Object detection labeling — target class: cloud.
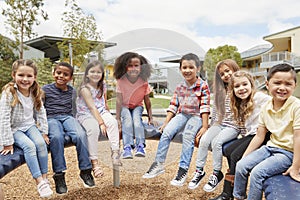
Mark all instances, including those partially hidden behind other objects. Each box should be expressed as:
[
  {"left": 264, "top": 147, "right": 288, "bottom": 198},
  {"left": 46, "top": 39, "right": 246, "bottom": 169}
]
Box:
[{"left": 0, "top": 0, "right": 300, "bottom": 54}]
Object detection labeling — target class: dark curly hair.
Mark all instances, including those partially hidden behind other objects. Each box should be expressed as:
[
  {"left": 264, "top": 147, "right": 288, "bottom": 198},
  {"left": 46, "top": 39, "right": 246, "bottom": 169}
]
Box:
[{"left": 113, "top": 52, "right": 152, "bottom": 81}]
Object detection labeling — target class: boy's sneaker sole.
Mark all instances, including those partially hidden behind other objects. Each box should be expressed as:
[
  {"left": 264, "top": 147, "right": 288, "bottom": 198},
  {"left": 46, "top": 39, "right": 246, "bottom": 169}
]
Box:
[
  {"left": 170, "top": 179, "right": 185, "bottom": 187},
  {"left": 135, "top": 152, "right": 145, "bottom": 157},
  {"left": 188, "top": 182, "right": 201, "bottom": 190},
  {"left": 122, "top": 155, "right": 133, "bottom": 159},
  {"left": 142, "top": 169, "right": 165, "bottom": 179},
  {"left": 203, "top": 182, "right": 221, "bottom": 192},
  {"left": 80, "top": 177, "right": 95, "bottom": 188}
]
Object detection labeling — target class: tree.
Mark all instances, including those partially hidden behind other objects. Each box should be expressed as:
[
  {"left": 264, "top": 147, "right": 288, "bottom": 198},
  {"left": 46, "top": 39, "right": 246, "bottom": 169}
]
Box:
[
  {"left": 58, "top": 0, "right": 103, "bottom": 70},
  {"left": 2, "top": 0, "right": 48, "bottom": 59},
  {"left": 34, "top": 58, "right": 54, "bottom": 86},
  {"left": 203, "top": 45, "right": 243, "bottom": 84},
  {"left": 0, "top": 35, "right": 18, "bottom": 89}
]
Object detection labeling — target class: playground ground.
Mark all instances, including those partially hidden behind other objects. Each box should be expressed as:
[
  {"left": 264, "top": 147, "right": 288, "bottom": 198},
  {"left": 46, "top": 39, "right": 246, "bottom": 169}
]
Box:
[{"left": 0, "top": 140, "right": 225, "bottom": 200}]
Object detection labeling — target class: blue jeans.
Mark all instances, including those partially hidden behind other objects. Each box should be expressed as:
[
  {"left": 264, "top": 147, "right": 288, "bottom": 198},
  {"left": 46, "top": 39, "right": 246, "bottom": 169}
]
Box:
[
  {"left": 196, "top": 125, "right": 238, "bottom": 171},
  {"left": 14, "top": 125, "right": 48, "bottom": 179},
  {"left": 47, "top": 115, "right": 91, "bottom": 173},
  {"left": 233, "top": 145, "right": 293, "bottom": 200},
  {"left": 121, "top": 106, "right": 144, "bottom": 148},
  {"left": 155, "top": 113, "right": 202, "bottom": 170}
]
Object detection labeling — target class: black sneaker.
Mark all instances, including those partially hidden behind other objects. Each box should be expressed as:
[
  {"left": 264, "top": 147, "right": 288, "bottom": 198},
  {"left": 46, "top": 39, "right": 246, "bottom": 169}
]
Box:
[
  {"left": 203, "top": 171, "right": 224, "bottom": 192},
  {"left": 53, "top": 172, "right": 68, "bottom": 194},
  {"left": 188, "top": 170, "right": 206, "bottom": 189},
  {"left": 80, "top": 169, "right": 95, "bottom": 188},
  {"left": 170, "top": 167, "right": 188, "bottom": 186},
  {"left": 209, "top": 192, "right": 233, "bottom": 200}
]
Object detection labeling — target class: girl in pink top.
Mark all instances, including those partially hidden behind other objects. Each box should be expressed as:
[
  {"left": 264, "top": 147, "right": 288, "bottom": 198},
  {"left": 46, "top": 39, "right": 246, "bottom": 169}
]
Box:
[{"left": 113, "top": 52, "right": 154, "bottom": 159}]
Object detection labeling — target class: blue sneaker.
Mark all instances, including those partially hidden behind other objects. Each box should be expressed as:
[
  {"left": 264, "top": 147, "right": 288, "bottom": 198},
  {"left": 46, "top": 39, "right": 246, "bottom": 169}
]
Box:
[
  {"left": 135, "top": 144, "right": 146, "bottom": 157},
  {"left": 122, "top": 145, "right": 133, "bottom": 159}
]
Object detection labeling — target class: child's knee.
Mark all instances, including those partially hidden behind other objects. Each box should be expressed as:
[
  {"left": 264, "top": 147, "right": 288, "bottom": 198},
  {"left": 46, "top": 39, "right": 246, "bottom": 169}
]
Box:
[{"left": 235, "top": 160, "right": 247, "bottom": 174}]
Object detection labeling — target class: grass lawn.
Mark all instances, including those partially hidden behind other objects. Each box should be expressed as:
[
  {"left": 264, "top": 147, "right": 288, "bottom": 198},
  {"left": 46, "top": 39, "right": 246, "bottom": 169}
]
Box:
[{"left": 107, "top": 96, "right": 170, "bottom": 110}]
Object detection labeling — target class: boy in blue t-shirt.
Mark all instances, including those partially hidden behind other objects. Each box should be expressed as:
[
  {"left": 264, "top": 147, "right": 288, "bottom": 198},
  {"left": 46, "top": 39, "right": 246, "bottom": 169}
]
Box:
[{"left": 43, "top": 62, "right": 94, "bottom": 194}]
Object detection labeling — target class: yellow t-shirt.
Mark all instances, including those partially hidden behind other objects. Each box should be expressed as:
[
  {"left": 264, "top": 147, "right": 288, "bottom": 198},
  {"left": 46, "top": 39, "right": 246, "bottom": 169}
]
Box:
[{"left": 259, "top": 96, "right": 300, "bottom": 152}]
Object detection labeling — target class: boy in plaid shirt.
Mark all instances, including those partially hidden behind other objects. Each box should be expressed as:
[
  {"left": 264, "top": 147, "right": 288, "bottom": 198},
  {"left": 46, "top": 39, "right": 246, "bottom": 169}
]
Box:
[{"left": 142, "top": 53, "right": 210, "bottom": 186}]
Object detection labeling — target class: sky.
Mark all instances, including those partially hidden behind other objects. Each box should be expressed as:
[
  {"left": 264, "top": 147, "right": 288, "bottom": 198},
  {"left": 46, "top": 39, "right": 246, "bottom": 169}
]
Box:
[{"left": 1, "top": 0, "right": 300, "bottom": 53}]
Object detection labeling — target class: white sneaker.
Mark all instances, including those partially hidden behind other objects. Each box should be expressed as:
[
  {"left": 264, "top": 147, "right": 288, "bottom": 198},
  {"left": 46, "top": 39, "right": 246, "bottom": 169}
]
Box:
[
  {"left": 188, "top": 170, "right": 206, "bottom": 189},
  {"left": 142, "top": 162, "right": 165, "bottom": 179},
  {"left": 37, "top": 179, "right": 53, "bottom": 198},
  {"left": 203, "top": 172, "right": 224, "bottom": 192},
  {"left": 170, "top": 167, "right": 188, "bottom": 187}
]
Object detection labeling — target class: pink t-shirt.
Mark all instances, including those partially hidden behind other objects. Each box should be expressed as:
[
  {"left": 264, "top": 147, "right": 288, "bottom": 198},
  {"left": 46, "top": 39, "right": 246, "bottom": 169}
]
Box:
[{"left": 116, "top": 76, "right": 151, "bottom": 109}]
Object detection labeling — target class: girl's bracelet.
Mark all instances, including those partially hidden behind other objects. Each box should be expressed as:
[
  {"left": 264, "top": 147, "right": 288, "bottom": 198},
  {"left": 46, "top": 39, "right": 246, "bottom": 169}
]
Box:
[{"left": 100, "top": 122, "right": 104, "bottom": 126}]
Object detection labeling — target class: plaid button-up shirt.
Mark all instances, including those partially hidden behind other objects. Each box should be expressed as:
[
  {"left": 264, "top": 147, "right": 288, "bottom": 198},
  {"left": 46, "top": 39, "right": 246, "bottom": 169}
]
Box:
[
  {"left": 0, "top": 88, "right": 48, "bottom": 146},
  {"left": 167, "top": 77, "right": 210, "bottom": 117}
]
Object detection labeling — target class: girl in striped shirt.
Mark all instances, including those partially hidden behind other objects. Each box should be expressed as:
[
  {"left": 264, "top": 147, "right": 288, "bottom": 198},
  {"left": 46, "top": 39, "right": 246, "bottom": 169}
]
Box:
[{"left": 188, "top": 59, "right": 240, "bottom": 192}]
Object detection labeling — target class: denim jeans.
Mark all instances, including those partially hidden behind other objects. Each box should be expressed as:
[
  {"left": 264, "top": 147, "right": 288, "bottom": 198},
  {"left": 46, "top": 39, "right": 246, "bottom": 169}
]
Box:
[
  {"left": 196, "top": 125, "right": 238, "bottom": 171},
  {"left": 233, "top": 145, "right": 293, "bottom": 200},
  {"left": 47, "top": 115, "right": 91, "bottom": 173},
  {"left": 155, "top": 113, "right": 202, "bottom": 170},
  {"left": 14, "top": 125, "right": 48, "bottom": 179},
  {"left": 121, "top": 106, "right": 144, "bottom": 148}
]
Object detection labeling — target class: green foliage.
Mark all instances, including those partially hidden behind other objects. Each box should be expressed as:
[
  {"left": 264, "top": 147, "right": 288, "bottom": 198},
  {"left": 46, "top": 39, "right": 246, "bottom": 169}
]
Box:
[
  {"left": 0, "top": 35, "right": 18, "bottom": 89},
  {"left": 33, "top": 58, "right": 54, "bottom": 86},
  {"left": 2, "top": 0, "right": 48, "bottom": 58},
  {"left": 57, "top": 0, "right": 104, "bottom": 70},
  {"left": 107, "top": 97, "right": 170, "bottom": 110},
  {"left": 203, "top": 45, "right": 243, "bottom": 84}
]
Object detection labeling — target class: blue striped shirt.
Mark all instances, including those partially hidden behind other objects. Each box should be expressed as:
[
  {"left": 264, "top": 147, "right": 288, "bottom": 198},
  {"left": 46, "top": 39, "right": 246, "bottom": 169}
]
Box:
[{"left": 42, "top": 83, "right": 77, "bottom": 118}]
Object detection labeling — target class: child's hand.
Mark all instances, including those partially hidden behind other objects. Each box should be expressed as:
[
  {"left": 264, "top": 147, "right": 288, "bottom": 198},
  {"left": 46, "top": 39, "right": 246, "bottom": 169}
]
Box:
[
  {"left": 283, "top": 165, "right": 300, "bottom": 182},
  {"left": 100, "top": 124, "right": 107, "bottom": 137},
  {"left": 159, "top": 122, "right": 167, "bottom": 133},
  {"left": 196, "top": 127, "right": 208, "bottom": 138},
  {"left": 42, "top": 134, "right": 50, "bottom": 145},
  {"left": 0, "top": 145, "right": 14, "bottom": 155},
  {"left": 117, "top": 119, "right": 122, "bottom": 132},
  {"left": 148, "top": 118, "right": 159, "bottom": 127}
]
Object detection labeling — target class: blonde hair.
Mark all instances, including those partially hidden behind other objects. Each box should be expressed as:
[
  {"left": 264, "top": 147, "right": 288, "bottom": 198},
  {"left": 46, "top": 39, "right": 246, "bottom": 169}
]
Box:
[
  {"left": 229, "top": 71, "right": 255, "bottom": 126},
  {"left": 2, "top": 59, "right": 43, "bottom": 111},
  {"left": 213, "top": 59, "right": 240, "bottom": 122}
]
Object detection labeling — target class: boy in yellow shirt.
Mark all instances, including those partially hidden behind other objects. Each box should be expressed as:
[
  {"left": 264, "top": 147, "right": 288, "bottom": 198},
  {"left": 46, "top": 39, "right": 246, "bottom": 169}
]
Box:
[{"left": 233, "top": 63, "right": 300, "bottom": 200}]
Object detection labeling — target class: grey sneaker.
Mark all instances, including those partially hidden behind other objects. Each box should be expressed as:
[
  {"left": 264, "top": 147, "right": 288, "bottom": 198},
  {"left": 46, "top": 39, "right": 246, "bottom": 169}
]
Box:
[
  {"left": 170, "top": 167, "right": 188, "bottom": 186},
  {"left": 188, "top": 170, "right": 206, "bottom": 189},
  {"left": 142, "top": 162, "right": 165, "bottom": 179}
]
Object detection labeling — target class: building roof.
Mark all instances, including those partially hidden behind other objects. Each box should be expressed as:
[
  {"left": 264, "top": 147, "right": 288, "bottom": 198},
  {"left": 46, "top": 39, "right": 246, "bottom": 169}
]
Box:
[
  {"left": 24, "top": 35, "right": 116, "bottom": 62},
  {"left": 240, "top": 44, "right": 273, "bottom": 60},
  {"left": 263, "top": 26, "right": 300, "bottom": 39},
  {"left": 104, "top": 28, "right": 206, "bottom": 63}
]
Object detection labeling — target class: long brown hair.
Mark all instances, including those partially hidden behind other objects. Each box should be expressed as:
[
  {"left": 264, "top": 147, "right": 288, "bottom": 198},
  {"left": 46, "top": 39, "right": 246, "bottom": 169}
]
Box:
[
  {"left": 229, "top": 71, "right": 255, "bottom": 126},
  {"left": 80, "top": 60, "right": 105, "bottom": 98},
  {"left": 213, "top": 59, "right": 240, "bottom": 122},
  {"left": 2, "top": 59, "right": 43, "bottom": 110}
]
